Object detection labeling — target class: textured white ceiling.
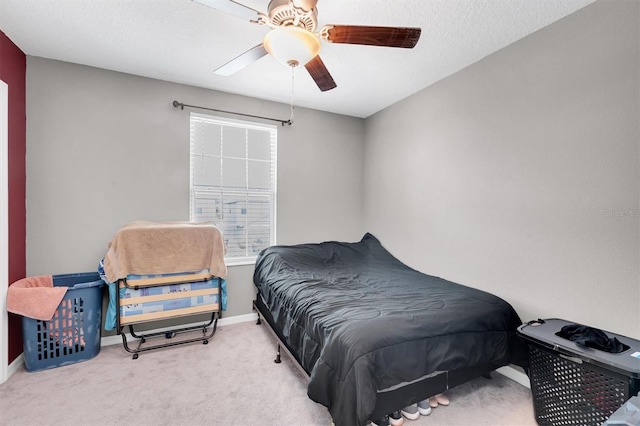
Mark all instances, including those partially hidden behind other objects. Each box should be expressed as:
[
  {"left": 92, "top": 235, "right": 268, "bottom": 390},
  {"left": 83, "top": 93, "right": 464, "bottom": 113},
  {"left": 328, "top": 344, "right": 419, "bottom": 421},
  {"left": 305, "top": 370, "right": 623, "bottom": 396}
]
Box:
[{"left": 0, "top": 0, "right": 596, "bottom": 118}]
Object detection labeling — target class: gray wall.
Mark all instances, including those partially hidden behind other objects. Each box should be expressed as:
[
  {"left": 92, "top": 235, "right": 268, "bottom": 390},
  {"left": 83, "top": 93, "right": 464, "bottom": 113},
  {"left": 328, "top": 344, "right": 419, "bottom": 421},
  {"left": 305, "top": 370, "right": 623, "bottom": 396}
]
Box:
[
  {"left": 24, "top": 0, "right": 640, "bottom": 341},
  {"left": 26, "top": 58, "right": 365, "bottom": 322},
  {"left": 364, "top": 0, "right": 639, "bottom": 338}
]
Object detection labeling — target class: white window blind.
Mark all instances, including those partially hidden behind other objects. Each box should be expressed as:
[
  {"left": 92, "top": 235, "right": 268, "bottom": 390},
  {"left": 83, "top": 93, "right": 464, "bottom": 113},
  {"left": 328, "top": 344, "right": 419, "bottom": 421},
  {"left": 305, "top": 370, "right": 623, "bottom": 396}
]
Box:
[{"left": 190, "top": 113, "right": 277, "bottom": 264}]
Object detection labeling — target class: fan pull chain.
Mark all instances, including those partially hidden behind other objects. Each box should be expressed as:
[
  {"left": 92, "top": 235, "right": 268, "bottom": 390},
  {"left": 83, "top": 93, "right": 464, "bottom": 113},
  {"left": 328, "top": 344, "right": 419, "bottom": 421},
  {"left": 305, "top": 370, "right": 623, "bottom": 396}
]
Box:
[{"left": 289, "top": 65, "right": 295, "bottom": 125}]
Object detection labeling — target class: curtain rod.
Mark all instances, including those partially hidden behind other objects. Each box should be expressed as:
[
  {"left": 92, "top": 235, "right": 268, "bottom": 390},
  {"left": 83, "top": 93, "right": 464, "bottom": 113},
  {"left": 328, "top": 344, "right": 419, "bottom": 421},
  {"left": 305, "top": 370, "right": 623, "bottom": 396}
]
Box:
[{"left": 172, "top": 100, "right": 292, "bottom": 126}]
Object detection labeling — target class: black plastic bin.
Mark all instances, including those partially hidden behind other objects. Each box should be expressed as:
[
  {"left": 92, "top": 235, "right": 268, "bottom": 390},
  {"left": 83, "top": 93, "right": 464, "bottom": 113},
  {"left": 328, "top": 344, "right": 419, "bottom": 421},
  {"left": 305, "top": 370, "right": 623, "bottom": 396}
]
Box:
[
  {"left": 22, "top": 272, "right": 104, "bottom": 372},
  {"left": 517, "top": 318, "right": 640, "bottom": 426}
]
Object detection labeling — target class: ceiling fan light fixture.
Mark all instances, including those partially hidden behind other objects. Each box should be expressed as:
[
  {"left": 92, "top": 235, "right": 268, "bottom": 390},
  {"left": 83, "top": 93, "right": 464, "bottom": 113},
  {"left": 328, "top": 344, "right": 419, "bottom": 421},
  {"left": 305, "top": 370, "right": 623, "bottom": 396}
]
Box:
[{"left": 263, "top": 26, "right": 321, "bottom": 68}]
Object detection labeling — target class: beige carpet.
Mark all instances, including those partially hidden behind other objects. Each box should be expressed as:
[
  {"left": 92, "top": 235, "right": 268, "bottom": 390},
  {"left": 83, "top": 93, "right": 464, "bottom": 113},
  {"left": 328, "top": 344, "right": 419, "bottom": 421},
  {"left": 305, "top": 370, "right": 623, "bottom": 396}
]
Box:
[{"left": 0, "top": 321, "right": 537, "bottom": 426}]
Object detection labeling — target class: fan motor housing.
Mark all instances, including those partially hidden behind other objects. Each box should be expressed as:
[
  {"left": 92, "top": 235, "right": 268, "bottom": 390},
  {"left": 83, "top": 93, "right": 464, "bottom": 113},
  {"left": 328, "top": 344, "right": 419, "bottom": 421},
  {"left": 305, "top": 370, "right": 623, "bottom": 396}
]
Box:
[{"left": 267, "top": 0, "right": 318, "bottom": 31}]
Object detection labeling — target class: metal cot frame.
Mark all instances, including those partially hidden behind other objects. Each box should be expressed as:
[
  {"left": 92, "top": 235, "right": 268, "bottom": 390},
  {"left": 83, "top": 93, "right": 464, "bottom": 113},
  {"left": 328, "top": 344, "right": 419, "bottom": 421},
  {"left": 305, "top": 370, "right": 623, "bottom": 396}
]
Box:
[{"left": 116, "top": 274, "right": 222, "bottom": 359}]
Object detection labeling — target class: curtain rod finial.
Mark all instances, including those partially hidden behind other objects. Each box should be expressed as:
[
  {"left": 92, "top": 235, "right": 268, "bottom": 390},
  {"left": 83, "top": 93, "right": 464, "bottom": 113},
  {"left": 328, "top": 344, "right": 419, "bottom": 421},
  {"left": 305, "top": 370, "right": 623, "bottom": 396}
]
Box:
[{"left": 172, "top": 100, "right": 183, "bottom": 110}]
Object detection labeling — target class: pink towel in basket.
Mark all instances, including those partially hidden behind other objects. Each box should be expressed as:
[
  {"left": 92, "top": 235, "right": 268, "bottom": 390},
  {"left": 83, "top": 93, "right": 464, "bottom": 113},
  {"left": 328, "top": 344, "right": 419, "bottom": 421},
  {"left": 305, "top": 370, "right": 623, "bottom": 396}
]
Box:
[{"left": 6, "top": 275, "right": 68, "bottom": 321}]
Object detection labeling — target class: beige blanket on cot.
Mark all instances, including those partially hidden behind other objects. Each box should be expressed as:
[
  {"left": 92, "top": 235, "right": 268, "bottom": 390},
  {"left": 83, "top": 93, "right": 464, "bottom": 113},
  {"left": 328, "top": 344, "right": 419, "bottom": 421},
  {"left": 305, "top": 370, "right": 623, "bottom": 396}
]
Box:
[{"left": 103, "top": 221, "right": 227, "bottom": 283}]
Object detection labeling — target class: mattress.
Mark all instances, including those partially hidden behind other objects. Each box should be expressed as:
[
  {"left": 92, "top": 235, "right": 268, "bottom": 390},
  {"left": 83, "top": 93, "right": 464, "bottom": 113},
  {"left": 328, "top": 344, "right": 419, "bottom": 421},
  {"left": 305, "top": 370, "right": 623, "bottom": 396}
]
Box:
[
  {"left": 253, "top": 233, "right": 528, "bottom": 426},
  {"left": 99, "top": 260, "right": 227, "bottom": 331},
  {"left": 118, "top": 274, "right": 221, "bottom": 322}
]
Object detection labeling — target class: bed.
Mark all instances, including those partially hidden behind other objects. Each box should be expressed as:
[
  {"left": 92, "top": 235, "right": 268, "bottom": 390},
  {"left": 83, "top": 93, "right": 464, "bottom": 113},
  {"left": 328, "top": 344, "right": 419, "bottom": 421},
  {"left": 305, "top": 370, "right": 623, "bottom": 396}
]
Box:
[{"left": 252, "top": 233, "right": 528, "bottom": 426}]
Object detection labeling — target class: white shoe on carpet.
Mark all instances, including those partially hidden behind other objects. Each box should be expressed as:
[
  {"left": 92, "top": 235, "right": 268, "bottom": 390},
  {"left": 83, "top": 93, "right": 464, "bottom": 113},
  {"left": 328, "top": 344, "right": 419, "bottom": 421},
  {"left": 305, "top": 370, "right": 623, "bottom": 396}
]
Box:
[
  {"left": 401, "top": 404, "right": 420, "bottom": 420},
  {"left": 417, "top": 399, "right": 432, "bottom": 416}
]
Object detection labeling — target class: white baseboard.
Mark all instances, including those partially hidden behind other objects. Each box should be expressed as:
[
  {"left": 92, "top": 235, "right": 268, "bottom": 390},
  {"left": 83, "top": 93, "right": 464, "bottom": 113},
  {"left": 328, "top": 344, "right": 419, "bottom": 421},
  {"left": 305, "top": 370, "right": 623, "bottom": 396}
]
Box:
[
  {"left": 100, "top": 312, "right": 259, "bottom": 347},
  {"left": 7, "top": 353, "right": 24, "bottom": 378},
  {"left": 218, "top": 312, "right": 259, "bottom": 326},
  {"left": 495, "top": 365, "right": 530, "bottom": 389}
]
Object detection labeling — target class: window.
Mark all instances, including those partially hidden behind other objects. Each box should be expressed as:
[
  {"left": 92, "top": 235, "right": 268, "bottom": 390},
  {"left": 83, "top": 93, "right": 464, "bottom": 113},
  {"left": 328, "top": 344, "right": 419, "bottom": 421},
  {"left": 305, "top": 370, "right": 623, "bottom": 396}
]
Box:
[{"left": 190, "top": 113, "right": 277, "bottom": 265}]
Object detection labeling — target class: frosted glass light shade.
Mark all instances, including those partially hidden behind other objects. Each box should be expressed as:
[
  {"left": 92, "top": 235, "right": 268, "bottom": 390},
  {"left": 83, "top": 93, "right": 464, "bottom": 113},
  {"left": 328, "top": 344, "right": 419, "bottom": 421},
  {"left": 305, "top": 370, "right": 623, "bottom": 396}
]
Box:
[{"left": 263, "top": 26, "right": 321, "bottom": 68}]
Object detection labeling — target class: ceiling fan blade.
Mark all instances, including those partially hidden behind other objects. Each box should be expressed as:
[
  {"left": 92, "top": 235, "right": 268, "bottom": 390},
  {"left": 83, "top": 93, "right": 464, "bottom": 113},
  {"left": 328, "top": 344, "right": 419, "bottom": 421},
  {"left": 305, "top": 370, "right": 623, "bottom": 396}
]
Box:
[
  {"left": 322, "top": 25, "right": 421, "bottom": 48},
  {"left": 304, "top": 56, "right": 337, "bottom": 92},
  {"left": 191, "top": 0, "right": 261, "bottom": 22},
  {"left": 214, "top": 44, "right": 268, "bottom": 76}
]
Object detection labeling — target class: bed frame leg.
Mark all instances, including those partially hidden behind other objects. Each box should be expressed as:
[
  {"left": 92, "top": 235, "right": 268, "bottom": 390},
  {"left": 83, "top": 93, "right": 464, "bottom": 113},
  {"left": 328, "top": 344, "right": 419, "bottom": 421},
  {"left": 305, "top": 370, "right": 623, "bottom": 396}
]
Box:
[
  {"left": 274, "top": 344, "right": 282, "bottom": 364},
  {"left": 252, "top": 300, "right": 262, "bottom": 325}
]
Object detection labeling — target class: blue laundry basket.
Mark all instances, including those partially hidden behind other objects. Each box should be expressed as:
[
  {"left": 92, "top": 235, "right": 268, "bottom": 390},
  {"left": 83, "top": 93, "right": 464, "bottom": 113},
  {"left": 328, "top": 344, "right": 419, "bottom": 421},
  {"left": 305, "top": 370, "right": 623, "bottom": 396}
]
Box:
[{"left": 21, "top": 272, "right": 104, "bottom": 372}]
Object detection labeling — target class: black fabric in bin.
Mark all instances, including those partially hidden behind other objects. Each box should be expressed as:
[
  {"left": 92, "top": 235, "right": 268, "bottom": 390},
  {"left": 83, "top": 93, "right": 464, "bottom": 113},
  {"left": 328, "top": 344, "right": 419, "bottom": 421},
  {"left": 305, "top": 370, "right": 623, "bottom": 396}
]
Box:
[
  {"left": 518, "top": 318, "right": 640, "bottom": 426},
  {"left": 556, "top": 324, "right": 628, "bottom": 353}
]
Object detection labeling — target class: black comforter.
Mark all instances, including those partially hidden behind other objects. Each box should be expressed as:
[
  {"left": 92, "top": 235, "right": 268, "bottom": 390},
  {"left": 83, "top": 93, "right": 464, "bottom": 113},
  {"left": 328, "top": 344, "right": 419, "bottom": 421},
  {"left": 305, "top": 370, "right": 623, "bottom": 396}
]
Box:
[{"left": 253, "top": 233, "right": 527, "bottom": 426}]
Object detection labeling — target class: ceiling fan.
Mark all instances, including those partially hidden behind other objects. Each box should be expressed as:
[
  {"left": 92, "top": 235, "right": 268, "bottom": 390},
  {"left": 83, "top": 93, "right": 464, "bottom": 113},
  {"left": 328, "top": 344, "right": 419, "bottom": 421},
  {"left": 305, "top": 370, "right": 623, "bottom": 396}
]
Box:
[{"left": 192, "top": 0, "right": 422, "bottom": 92}]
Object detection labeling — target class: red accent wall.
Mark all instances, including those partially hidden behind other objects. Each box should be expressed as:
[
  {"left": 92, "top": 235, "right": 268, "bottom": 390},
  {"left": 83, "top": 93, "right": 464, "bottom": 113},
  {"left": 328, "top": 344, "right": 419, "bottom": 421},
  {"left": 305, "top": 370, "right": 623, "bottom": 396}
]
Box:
[{"left": 0, "top": 30, "right": 27, "bottom": 364}]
